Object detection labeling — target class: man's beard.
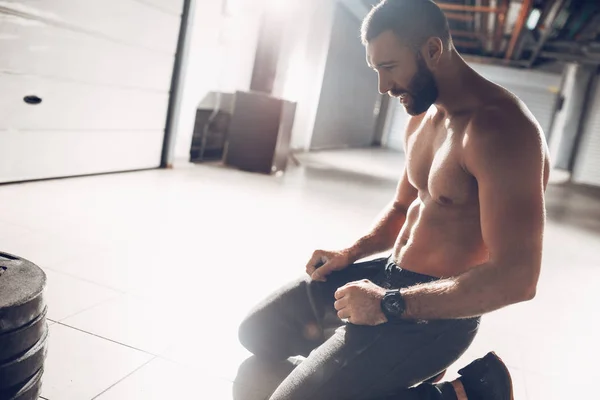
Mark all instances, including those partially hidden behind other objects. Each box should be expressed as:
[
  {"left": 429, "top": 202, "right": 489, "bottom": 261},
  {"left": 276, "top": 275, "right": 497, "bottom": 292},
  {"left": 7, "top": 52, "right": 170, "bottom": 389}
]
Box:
[{"left": 391, "top": 54, "right": 439, "bottom": 116}]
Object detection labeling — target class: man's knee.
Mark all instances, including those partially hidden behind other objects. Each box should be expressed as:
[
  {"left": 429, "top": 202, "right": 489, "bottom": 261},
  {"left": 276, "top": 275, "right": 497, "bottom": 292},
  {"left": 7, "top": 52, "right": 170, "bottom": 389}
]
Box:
[
  {"left": 238, "top": 313, "right": 263, "bottom": 355},
  {"left": 238, "top": 311, "right": 288, "bottom": 361}
]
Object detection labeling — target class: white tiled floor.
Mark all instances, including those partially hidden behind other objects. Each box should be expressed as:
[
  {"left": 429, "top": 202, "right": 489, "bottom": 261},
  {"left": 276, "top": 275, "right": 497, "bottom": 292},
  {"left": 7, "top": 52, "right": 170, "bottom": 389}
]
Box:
[
  {"left": 1, "top": 148, "right": 599, "bottom": 399},
  {"left": 42, "top": 324, "right": 152, "bottom": 400},
  {"left": 95, "top": 358, "right": 241, "bottom": 400}
]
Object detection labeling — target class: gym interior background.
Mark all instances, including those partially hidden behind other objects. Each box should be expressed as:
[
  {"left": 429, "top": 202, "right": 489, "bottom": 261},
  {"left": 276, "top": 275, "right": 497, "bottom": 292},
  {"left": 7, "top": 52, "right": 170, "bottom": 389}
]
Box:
[{"left": 0, "top": 0, "right": 599, "bottom": 398}]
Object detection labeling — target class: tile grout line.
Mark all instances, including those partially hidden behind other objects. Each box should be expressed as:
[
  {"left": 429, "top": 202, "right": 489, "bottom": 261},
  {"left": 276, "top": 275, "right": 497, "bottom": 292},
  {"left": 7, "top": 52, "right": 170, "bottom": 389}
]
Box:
[
  {"left": 90, "top": 355, "right": 158, "bottom": 400},
  {"left": 51, "top": 321, "right": 158, "bottom": 358},
  {"left": 42, "top": 266, "right": 128, "bottom": 294},
  {"left": 54, "top": 294, "right": 124, "bottom": 325}
]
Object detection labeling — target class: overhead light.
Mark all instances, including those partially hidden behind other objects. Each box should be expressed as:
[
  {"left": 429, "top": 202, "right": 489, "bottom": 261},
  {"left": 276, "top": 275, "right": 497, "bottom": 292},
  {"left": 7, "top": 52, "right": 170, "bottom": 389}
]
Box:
[
  {"left": 527, "top": 9, "right": 542, "bottom": 30},
  {"left": 226, "top": 0, "right": 294, "bottom": 16}
]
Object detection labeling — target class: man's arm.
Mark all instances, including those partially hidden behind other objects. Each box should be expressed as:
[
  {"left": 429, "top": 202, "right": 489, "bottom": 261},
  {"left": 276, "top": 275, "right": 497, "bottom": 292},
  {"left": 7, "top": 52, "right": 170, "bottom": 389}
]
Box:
[
  {"left": 310, "top": 167, "right": 417, "bottom": 281},
  {"left": 345, "top": 167, "right": 417, "bottom": 262},
  {"left": 308, "top": 116, "right": 422, "bottom": 281},
  {"left": 400, "top": 107, "right": 547, "bottom": 320},
  {"left": 344, "top": 115, "right": 424, "bottom": 263}
]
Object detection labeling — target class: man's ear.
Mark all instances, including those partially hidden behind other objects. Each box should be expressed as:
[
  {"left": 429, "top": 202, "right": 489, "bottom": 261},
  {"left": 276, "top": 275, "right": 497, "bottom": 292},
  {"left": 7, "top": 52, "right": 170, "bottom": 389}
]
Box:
[{"left": 421, "top": 37, "right": 443, "bottom": 69}]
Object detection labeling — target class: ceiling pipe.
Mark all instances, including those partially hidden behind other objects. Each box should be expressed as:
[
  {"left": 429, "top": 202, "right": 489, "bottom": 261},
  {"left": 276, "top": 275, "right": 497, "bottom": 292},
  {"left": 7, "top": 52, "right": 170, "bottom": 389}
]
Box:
[
  {"left": 437, "top": 3, "right": 498, "bottom": 13},
  {"left": 527, "top": 0, "right": 568, "bottom": 68},
  {"left": 505, "top": 0, "right": 534, "bottom": 60},
  {"left": 454, "top": 40, "right": 482, "bottom": 48},
  {"left": 548, "top": 40, "right": 600, "bottom": 50},
  {"left": 451, "top": 30, "right": 482, "bottom": 38},
  {"left": 445, "top": 12, "right": 476, "bottom": 22}
]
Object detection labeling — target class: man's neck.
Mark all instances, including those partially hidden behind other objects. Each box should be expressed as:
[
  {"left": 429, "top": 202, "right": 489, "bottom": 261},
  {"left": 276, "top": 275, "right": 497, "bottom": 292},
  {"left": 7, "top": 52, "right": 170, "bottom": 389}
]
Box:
[{"left": 433, "top": 51, "right": 482, "bottom": 116}]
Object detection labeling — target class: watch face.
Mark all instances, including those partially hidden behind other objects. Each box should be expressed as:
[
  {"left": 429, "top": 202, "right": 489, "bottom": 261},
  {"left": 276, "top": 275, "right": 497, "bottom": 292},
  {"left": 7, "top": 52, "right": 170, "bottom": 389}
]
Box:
[{"left": 383, "top": 293, "right": 404, "bottom": 316}]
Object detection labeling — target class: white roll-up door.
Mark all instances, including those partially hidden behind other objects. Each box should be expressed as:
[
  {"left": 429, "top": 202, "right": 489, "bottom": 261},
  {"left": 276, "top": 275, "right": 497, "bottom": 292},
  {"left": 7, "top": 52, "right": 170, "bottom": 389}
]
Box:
[
  {"left": 0, "top": 0, "right": 183, "bottom": 183},
  {"left": 573, "top": 77, "right": 600, "bottom": 187},
  {"left": 471, "top": 64, "right": 562, "bottom": 137},
  {"left": 382, "top": 63, "right": 561, "bottom": 152}
]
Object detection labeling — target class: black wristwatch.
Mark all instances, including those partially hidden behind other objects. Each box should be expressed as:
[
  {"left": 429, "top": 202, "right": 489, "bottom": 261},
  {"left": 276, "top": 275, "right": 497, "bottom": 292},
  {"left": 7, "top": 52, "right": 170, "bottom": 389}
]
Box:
[{"left": 381, "top": 289, "right": 406, "bottom": 321}]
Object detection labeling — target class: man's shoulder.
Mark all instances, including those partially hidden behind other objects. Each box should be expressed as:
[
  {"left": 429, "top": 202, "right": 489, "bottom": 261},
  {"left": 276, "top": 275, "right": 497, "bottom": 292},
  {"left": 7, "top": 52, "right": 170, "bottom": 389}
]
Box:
[
  {"left": 465, "top": 96, "right": 543, "bottom": 151},
  {"left": 461, "top": 95, "right": 547, "bottom": 177}
]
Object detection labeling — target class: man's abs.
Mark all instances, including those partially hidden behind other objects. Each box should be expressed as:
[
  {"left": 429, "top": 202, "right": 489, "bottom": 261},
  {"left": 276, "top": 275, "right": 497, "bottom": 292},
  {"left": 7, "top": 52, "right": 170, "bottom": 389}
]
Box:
[{"left": 392, "top": 195, "right": 489, "bottom": 278}]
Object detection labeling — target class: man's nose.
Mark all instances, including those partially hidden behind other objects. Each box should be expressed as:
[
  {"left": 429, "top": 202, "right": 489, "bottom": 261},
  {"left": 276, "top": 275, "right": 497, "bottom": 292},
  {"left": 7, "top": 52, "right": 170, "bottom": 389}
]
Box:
[{"left": 378, "top": 73, "right": 393, "bottom": 95}]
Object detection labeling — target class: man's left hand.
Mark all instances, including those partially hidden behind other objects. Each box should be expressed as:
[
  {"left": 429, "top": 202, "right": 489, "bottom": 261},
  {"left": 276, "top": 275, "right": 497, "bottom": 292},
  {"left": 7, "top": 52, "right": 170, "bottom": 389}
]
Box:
[{"left": 334, "top": 279, "right": 388, "bottom": 326}]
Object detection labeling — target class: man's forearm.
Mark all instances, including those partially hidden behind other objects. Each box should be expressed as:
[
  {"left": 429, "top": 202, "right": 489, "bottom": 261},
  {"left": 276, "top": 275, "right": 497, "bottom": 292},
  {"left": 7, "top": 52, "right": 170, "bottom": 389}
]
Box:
[
  {"left": 346, "top": 203, "right": 407, "bottom": 262},
  {"left": 401, "top": 260, "right": 538, "bottom": 320}
]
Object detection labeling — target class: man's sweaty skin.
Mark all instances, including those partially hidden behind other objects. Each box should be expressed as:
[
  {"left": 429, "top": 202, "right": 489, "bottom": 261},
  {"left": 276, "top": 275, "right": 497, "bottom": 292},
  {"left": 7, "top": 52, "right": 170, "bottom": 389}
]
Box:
[{"left": 308, "top": 31, "right": 550, "bottom": 324}]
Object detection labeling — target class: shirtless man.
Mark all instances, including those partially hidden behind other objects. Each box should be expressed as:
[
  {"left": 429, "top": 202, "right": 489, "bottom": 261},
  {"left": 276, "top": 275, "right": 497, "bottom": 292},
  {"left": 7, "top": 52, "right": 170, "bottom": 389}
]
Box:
[{"left": 238, "top": 1, "right": 549, "bottom": 399}]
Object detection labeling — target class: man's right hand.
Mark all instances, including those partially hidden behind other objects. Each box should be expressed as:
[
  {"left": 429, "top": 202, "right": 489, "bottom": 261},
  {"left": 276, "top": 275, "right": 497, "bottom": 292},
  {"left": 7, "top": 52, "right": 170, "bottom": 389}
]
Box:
[{"left": 306, "top": 249, "right": 354, "bottom": 282}]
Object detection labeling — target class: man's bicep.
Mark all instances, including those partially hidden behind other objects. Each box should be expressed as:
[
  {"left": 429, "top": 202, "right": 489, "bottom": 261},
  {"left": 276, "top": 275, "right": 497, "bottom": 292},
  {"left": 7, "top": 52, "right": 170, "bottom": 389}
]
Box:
[
  {"left": 392, "top": 167, "right": 418, "bottom": 212},
  {"left": 467, "top": 118, "right": 546, "bottom": 267},
  {"left": 477, "top": 171, "right": 545, "bottom": 263}
]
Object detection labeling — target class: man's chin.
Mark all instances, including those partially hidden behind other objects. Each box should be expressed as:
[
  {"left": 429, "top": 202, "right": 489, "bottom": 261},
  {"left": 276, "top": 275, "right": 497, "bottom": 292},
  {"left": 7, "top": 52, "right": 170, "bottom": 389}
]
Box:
[
  {"left": 404, "top": 106, "right": 419, "bottom": 116},
  {"left": 404, "top": 102, "right": 433, "bottom": 116},
  {"left": 404, "top": 105, "right": 424, "bottom": 116}
]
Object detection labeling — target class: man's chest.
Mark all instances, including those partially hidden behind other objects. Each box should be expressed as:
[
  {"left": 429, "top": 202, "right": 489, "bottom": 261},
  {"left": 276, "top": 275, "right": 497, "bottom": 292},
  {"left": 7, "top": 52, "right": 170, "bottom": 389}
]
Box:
[{"left": 405, "top": 119, "right": 477, "bottom": 205}]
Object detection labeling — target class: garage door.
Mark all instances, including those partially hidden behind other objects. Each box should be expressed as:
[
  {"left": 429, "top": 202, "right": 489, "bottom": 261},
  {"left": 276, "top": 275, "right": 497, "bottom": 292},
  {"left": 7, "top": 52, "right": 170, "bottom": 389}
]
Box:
[
  {"left": 573, "top": 77, "right": 600, "bottom": 187},
  {"left": 382, "top": 63, "right": 562, "bottom": 152},
  {"left": 0, "top": 0, "right": 183, "bottom": 183}
]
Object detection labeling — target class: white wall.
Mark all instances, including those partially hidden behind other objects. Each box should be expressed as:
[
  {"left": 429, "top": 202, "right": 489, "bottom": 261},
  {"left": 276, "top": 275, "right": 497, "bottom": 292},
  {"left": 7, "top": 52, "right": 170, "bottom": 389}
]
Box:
[
  {"left": 281, "top": 0, "right": 337, "bottom": 150},
  {"left": 174, "top": 0, "right": 340, "bottom": 157},
  {"left": 173, "top": 0, "right": 262, "bottom": 160}
]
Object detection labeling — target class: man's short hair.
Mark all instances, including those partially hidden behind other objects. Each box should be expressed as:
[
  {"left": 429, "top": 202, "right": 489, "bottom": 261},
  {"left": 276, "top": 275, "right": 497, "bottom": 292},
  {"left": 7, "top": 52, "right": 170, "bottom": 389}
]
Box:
[{"left": 361, "top": 0, "right": 451, "bottom": 49}]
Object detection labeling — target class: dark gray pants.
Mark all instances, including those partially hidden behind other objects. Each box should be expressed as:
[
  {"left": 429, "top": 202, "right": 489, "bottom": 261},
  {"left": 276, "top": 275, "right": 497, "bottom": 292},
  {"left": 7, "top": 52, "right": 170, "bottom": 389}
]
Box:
[{"left": 238, "top": 257, "right": 480, "bottom": 400}]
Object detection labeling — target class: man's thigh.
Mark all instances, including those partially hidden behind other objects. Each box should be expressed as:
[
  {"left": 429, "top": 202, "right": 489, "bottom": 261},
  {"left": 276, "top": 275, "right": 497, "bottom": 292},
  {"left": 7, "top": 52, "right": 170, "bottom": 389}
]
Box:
[
  {"left": 268, "top": 319, "right": 479, "bottom": 400},
  {"left": 239, "top": 258, "right": 388, "bottom": 359}
]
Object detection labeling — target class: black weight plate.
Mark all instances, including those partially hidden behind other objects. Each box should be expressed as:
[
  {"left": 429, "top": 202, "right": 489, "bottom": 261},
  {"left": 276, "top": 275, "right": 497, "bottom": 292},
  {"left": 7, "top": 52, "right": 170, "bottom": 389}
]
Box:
[
  {"left": 0, "top": 368, "right": 43, "bottom": 400},
  {"left": 0, "top": 326, "right": 48, "bottom": 390},
  {"left": 0, "top": 252, "right": 46, "bottom": 334},
  {"left": 0, "top": 308, "right": 47, "bottom": 363}
]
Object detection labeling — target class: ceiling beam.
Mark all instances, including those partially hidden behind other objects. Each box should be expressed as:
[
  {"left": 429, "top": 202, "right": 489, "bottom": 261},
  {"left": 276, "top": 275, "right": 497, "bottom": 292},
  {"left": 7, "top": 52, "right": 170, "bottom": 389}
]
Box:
[
  {"left": 464, "top": 54, "right": 529, "bottom": 67},
  {"left": 540, "top": 51, "right": 600, "bottom": 65},
  {"left": 437, "top": 3, "right": 498, "bottom": 13},
  {"left": 453, "top": 40, "right": 481, "bottom": 49},
  {"left": 493, "top": 0, "right": 509, "bottom": 55},
  {"left": 505, "top": 0, "right": 534, "bottom": 60},
  {"left": 480, "top": 0, "right": 491, "bottom": 51},
  {"left": 451, "top": 30, "right": 480, "bottom": 38},
  {"left": 445, "top": 12, "right": 475, "bottom": 22},
  {"left": 527, "top": 0, "right": 568, "bottom": 68}
]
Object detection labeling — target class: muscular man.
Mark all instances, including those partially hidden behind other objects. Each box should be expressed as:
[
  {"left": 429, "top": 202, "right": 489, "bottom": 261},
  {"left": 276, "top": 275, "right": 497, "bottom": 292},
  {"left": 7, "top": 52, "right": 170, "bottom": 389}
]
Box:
[{"left": 239, "top": 1, "right": 549, "bottom": 399}]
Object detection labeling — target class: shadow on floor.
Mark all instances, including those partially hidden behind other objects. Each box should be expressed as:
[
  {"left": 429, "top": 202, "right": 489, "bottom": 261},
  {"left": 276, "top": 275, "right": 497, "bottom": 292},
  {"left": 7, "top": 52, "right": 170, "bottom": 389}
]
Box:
[
  {"left": 545, "top": 182, "right": 600, "bottom": 235},
  {"left": 233, "top": 356, "right": 298, "bottom": 400}
]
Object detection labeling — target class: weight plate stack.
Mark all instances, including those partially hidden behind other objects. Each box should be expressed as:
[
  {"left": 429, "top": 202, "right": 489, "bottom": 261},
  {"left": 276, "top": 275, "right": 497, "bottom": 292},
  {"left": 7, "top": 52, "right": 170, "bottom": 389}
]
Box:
[{"left": 0, "top": 252, "right": 47, "bottom": 400}]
